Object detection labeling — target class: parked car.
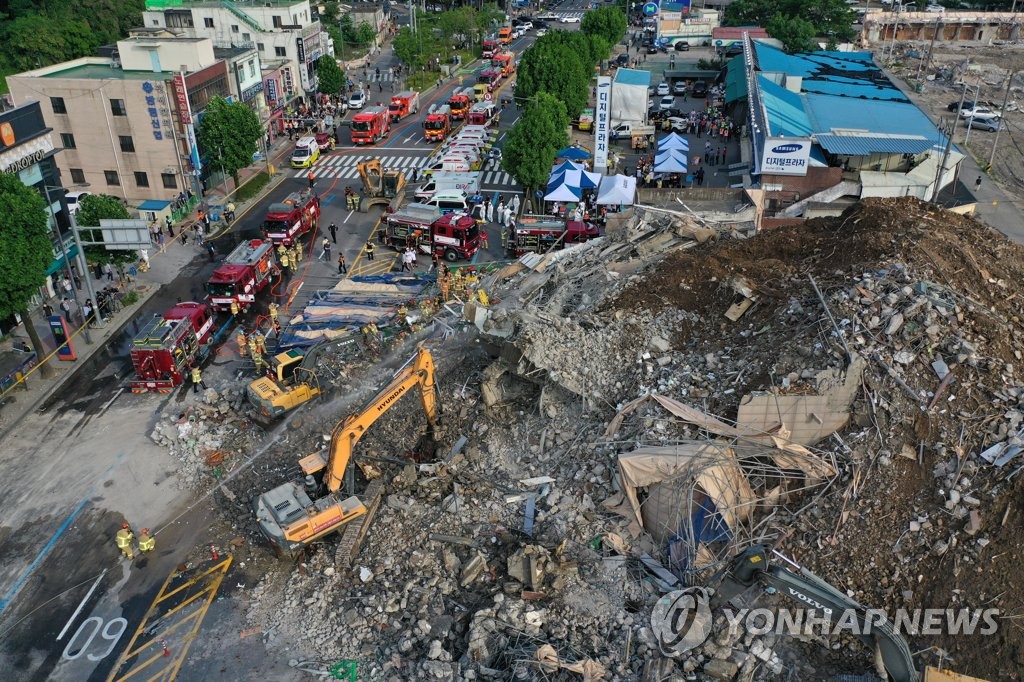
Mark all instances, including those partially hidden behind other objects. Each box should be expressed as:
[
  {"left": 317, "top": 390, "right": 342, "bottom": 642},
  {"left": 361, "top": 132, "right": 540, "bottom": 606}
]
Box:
[
  {"left": 959, "top": 104, "right": 1000, "bottom": 120},
  {"left": 659, "top": 95, "right": 675, "bottom": 110},
  {"left": 674, "top": 41, "right": 690, "bottom": 51},
  {"left": 560, "top": 15, "right": 581, "bottom": 23},
  {"left": 925, "top": 4, "right": 945, "bottom": 11},
  {"left": 536, "top": 28, "right": 548, "bottom": 36},
  {"left": 532, "top": 19, "right": 548, "bottom": 28},
  {"left": 673, "top": 81, "right": 687, "bottom": 95},
  {"left": 64, "top": 190, "right": 91, "bottom": 215},
  {"left": 614, "top": 53, "right": 629, "bottom": 67},
  {"left": 348, "top": 91, "right": 367, "bottom": 109},
  {"left": 538, "top": 12, "right": 558, "bottom": 20},
  {"left": 663, "top": 116, "right": 688, "bottom": 132},
  {"left": 646, "top": 43, "right": 659, "bottom": 54},
  {"left": 691, "top": 81, "right": 708, "bottom": 98},
  {"left": 965, "top": 117, "right": 1001, "bottom": 131},
  {"left": 656, "top": 82, "right": 670, "bottom": 95},
  {"left": 520, "top": 21, "right": 533, "bottom": 29}
]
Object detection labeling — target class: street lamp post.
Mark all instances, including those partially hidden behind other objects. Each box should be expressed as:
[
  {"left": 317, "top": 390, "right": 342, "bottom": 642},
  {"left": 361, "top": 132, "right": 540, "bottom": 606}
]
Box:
[{"left": 41, "top": 185, "right": 92, "bottom": 343}]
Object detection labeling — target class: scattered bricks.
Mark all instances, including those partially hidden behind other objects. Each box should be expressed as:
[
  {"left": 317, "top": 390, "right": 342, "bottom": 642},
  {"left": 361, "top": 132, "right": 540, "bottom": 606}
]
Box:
[
  {"left": 703, "top": 659, "right": 740, "bottom": 681},
  {"left": 966, "top": 511, "right": 983, "bottom": 536},
  {"left": 885, "top": 312, "right": 905, "bottom": 336}
]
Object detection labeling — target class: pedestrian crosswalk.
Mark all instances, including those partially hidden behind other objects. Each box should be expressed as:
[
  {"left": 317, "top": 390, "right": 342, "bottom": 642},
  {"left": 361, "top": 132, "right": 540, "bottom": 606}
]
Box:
[{"left": 295, "top": 153, "right": 520, "bottom": 189}]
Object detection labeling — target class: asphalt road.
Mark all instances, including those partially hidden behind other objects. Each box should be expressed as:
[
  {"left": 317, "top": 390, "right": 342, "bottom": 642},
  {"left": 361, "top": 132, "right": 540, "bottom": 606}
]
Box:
[{"left": 0, "top": 17, "right": 560, "bottom": 682}]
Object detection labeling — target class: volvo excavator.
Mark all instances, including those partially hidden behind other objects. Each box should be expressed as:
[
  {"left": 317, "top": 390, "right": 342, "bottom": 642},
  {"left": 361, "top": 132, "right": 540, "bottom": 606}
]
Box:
[
  {"left": 653, "top": 545, "right": 919, "bottom": 681},
  {"left": 253, "top": 347, "right": 439, "bottom": 558},
  {"left": 355, "top": 159, "right": 407, "bottom": 213}
]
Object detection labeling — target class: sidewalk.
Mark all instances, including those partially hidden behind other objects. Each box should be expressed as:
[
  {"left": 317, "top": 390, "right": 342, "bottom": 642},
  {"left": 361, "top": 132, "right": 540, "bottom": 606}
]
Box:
[{"left": 0, "top": 138, "right": 303, "bottom": 437}]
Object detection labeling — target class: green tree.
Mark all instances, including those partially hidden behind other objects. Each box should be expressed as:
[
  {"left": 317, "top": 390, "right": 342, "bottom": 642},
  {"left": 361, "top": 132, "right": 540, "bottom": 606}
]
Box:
[
  {"left": 75, "top": 194, "right": 130, "bottom": 254},
  {"left": 317, "top": 55, "right": 345, "bottom": 96},
  {"left": 0, "top": 172, "right": 56, "bottom": 376},
  {"left": 516, "top": 36, "right": 590, "bottom": 119},
  {"left": 393, "top": 26, "right": 432, "bottom": 69},
  {"left": 767, "top": 13, "right": 818, "bottom": 53},
  {"left": 724, "top": 0, "right": 854, "bottom": 45},
  {"left": 196, "top": 97, "right": 263, "bottom": 187},
  {"left": 581, "top": 6, "right": 628, "bottom": 47},
  {"left": 502, "top": 92, "right": 570, "bottom": 195},
  {"left": 355, "top": 22, "right": 376, "bottom": 45}
]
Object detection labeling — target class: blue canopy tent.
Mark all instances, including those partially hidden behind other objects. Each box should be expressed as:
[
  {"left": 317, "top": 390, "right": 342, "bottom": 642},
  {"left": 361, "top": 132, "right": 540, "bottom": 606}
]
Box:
[
  {"left": 658, "top": 132, "right": 689, "bottom": 151},
  {"left": 556, "top": 146, "right": 593, "bottom": 161},
  {"left": 548, "top": 168, "right": 601, "bottom": 191},
  {"left": 653, "top": 153, "right": 688, "bottom": 174},
  {"left": 550, "top": 160, "right": 585, "bottom": 175},
  {"left": 544, "top": 183, "right": 583, "bottom": 202}
]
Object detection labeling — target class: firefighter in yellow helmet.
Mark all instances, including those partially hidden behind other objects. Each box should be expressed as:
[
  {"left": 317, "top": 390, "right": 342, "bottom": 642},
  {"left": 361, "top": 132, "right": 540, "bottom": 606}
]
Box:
[
  {"left": 268, "top": 302, "right": 280, "bottom": 324},
  {"left": 277, "top": 243, "right": 287, "bottom": 259},
  {"left": 252, "top": 348, "right": 266, "bottom": 374},
  {"left": 138, "top": 528, "right": 155, "bottom": 553},
  {"left": 248, "top": 334, "right": 261, "bottom": 359},
  {"left": 236, "top": 330, "right": 248, "bottom": 357},
  {"left": 280, "top": 251, "right": 292, "bottom": 274},
  {"left": 115, "top": 523, "right": 135, "bottom": 559},
  {"left": 191, "top": 364, "right": 207, "bottom": 394},
  {"left": 253, "top": 331, "right": 266, "bottom": 355},
  {"left": 294, "top": 239, "right": 304, "bottom": 263},
  {"left": 230, "top": 300, "right": 240, "bottom": 317}
]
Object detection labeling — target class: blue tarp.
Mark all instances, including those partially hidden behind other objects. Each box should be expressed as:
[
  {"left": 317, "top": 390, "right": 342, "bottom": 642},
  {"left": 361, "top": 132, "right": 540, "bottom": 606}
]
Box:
[{"left": 667, "top": 498, "right": 732, "bottom": 577}]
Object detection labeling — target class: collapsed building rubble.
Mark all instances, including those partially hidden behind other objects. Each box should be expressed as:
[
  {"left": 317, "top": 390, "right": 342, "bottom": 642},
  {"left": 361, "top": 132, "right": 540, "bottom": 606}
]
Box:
[{"left": 162, "top": 197, "right": 1024, "bottom": 680}]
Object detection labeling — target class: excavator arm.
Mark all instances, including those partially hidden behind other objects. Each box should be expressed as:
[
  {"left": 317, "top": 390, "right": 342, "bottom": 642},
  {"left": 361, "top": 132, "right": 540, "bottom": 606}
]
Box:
[
  {"left": 357, "top": 159, "right": 383, "bottom": 196},
  {"left": 303, "top": 346, "right": 439, "bottom": 492},
  {"left": 712, "top": 546, "right": 917, "bottom": 682}
]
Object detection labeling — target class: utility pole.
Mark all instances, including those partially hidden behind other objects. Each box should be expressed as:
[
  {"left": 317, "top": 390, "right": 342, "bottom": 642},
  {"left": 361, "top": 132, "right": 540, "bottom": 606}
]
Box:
[
  {"left": 916, "top": 19, "right": 941, "bottom": 85},
  {"left": 987, "top": 69, "right": 1017, "bottom": 171},
  {"left": 930, "top": 117, "right": 954, "bottom": 204}
]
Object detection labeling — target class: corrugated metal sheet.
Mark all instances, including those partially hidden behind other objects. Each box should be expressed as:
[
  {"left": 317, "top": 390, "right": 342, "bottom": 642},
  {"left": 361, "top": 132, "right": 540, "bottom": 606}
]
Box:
[
  {"left": 725, "top": 55, "right": 747, "bottom": 104},
  {"left": 816, "top": 134, "right": 935, "bottom": 155},
  {"left": 758, "top": 76, "right": 813, "bottom": 137},
  {"left": 613, "top": 68, "right": 651, "bottom": 87}
]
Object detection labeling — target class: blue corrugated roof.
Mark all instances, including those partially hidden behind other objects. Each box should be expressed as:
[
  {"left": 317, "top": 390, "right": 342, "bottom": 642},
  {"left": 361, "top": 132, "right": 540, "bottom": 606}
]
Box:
[
  {"left": 753, "top": 43, "right": 909, "bottom": 103},
  {"left": 757, "top": 76, "right": 812, "bottom": 137},
  {"left": 815, "top": 134, "right": 935, "bottom": 155},
  {"left": 614, "top": 68, "right": 651, "bottom": 87},
  {"left": 805, "top": 95, "right": 944, "bottom": 151}
]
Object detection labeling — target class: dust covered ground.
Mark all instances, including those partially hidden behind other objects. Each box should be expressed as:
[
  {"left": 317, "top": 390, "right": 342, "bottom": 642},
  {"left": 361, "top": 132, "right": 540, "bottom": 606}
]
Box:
[{"left": 165, "top": 197, "right": 1024, "bottom": 680}]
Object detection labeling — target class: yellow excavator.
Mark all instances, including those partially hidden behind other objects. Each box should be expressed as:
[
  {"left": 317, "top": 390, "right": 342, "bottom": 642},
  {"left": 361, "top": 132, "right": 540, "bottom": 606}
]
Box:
[
  {"left": 355, "top": 159, "right": 407, "bottom": 213},
  {"left": 246, "top": 336, "right": 358, "bottom": 423},
  {"left": 253, "top": 346, "right": 439, "bottom": 557}
]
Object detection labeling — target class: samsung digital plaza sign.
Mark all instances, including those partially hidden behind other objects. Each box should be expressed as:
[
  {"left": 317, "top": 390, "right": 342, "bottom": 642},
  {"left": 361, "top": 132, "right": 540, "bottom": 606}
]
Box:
[{"left": 762, "top": 137, "right": 811, "bottom": 176}]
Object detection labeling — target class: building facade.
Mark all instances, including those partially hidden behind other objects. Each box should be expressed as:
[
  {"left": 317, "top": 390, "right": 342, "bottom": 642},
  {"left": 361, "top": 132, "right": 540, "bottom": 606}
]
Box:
[
  {"left": 5, "top": 36, "right": 243, "bottom": 203},
  {"left": 0, "top": 101, "right": 79, "bottom": 316},
  {"left": 141, "top": 0, "right": 322, "bottom": 96}
]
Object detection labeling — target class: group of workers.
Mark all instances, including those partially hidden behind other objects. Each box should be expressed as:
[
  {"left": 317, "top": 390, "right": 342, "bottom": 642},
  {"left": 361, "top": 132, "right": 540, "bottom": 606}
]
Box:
[
  {"left": 114, "top": 522, "right": 156, "bottom": 560},
  {"left": 235, "top": 301, "right": 280, "bottom": 375},
  {"left": 276, "top": 241, "right": 305, "bottom": 277}
]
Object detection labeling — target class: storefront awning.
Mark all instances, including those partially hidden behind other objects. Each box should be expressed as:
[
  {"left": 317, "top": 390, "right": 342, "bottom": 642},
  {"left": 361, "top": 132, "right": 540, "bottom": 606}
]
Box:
[{"left": 45, "top": 244, "right": 79, "bottom": 277}]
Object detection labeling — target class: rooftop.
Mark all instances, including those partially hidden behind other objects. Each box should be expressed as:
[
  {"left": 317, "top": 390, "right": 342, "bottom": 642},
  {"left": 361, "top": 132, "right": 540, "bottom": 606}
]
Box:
[
  {"left": 41, "top": 63, "right": 171, "bottom": 81},
  {"left": 613, "top": 68, "right": 651, "bottom": 87},
  {"left": 146, "top": 0, "right": 305, "bottom": 7},
  {"left": 753, "top": 42, "right": 908, "bottom": 103}
]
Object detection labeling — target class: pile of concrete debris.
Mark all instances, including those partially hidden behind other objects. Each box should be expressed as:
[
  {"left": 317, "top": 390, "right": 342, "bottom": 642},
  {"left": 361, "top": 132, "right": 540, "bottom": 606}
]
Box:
[
  {"left": 149, "top": 388, "right": 264, "bottom": 489},
  {"left": 230, "top": 198, "right": 1024, "bottom": 680}
]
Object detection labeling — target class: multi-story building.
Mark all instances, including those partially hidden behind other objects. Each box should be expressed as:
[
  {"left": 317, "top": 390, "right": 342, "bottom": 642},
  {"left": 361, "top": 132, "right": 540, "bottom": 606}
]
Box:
[
  {"left": 141, "top": 0, "right": 325, "bottom": 96},
  {"left": 5, "top": 35, "right": 251, "bottom": 204},
  {"left": 0, "top": 101, "right": 80, "bottom": 318}
]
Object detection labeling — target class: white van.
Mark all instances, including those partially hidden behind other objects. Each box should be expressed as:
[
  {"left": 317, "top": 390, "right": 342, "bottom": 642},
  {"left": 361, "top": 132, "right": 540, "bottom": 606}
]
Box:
[
  {"left": 421, "top": 189, "right": 470, "bottom": 214},
  {"left": 415, "top": 172, "right": 481, "bottom": 200},
  {"left": 424, "top": 152, "right": 481, "bottom": 175},
  {"left": 290, "top": 136, "right": 320, "bottom": 168}
]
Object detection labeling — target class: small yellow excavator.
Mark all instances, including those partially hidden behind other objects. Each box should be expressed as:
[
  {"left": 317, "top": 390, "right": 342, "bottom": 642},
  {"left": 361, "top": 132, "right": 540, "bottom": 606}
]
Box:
[
  {"left": 246, "top": 336, "right": 357, "bottom": 423},
  {"left": 253, "top": 346, "right": 439, "bottom": 557},
  {"left": 355, "top": 158, "right": 407, "bottom": 213}
]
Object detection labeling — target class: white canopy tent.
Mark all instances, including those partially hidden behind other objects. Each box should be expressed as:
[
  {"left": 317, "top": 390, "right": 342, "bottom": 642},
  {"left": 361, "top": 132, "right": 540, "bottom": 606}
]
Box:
[
  {"left": 544, "top": 183, "right": 583, "bottom": 202},
  {"left": 658, "top": 132, "right": 689, "bottom": 151},
  {"left": 653, "top": 154, "right": 688, "bottom": 174},
  {"left": 596, "top": 174, "right": 637, "bottom": 205}
]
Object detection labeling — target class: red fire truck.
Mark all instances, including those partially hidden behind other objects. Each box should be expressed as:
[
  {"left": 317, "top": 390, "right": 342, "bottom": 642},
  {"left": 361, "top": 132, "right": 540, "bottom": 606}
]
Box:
[
  {"left": 350, "top": 106, "right": 391, "bottom": 145},
  {"left": 388, "top": 91, "right": 421, "bottom": 122},
  {"left": 262, "top": 190, "right": 320, "bottom": 246},
  {"left": 130, "top": 302, "right": 215, "bottom": 393},
  {"left": 491, "top": 50, "right": 515, "bottom": 77},
  {"left": 467, "top": 102, "right": 498, "bottom": 127},
  {"left": 481, "top": 39, "right": 499, "bottom": 59},
  {"left": 423, "top": 104, "right": 452, "bottom": 142},
  {"left": 477, "top": 68, "right": 502, "bottom": 92},
  {"left": 206, "top": 239, "right": 280, "bottom": 313},
  {"left": 382, "top": 208, "right": 481, "bottom": 262},
  {"left": 447, "top": 88, "right": 474, "bottom": 120},
  {"left": 506, "top": 216, "right": 601, "bottom": 256}
]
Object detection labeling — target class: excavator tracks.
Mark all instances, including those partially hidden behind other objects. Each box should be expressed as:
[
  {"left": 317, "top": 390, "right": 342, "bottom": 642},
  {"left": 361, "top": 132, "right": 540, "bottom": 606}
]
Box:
[{"left": 335, "top": 477, "right": 385, "bottom": 567}]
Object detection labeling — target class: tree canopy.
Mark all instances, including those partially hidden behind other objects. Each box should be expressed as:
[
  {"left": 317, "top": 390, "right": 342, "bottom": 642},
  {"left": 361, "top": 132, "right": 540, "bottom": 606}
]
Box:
[
  {"left": 0, "top": 171, "right": 56, "bottom": 369},
  {"left": 580, "top": 6, "right": 628, "bottom": 48},
  {"left": 724, "top": 0, "right": 856, "bottom": 49},
  {"left": 515, "top": 33, "right": 591, "bottom": 120},
  {"left": 316, "top": 55, "right": 345, "bottom": 96},
  {"left": 75, "top": 194, "right": 131, "bottom": 259},
  {"left": 0, "top": 0, "right": 145, "bottom": 93},
  {"left": 502, "top": 92, "right": 569, "bottom": 192},
  {"left": 196, "top": 97, "right": 263, "bottom": 185}
]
